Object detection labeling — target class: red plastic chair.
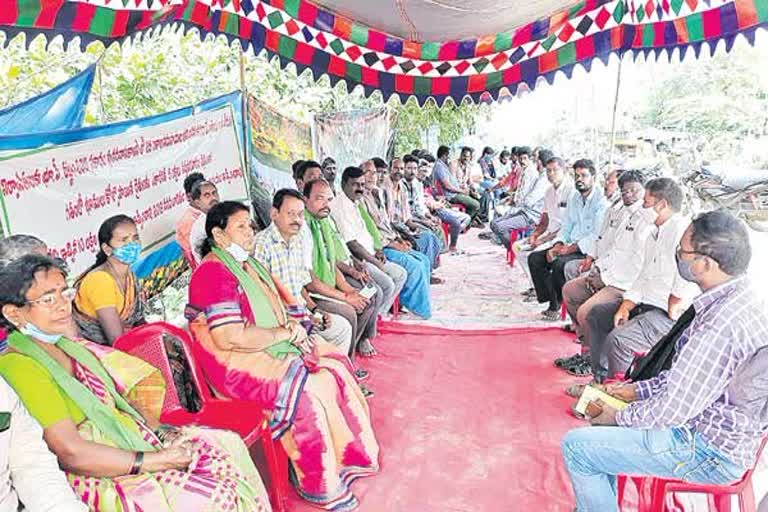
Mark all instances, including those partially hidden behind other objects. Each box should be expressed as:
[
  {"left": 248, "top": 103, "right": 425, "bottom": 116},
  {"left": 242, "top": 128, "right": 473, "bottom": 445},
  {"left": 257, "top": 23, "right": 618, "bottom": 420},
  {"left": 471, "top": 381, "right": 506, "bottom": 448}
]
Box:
[
  {"left": 114, "top": 322, "right": 290, "bottom": 512},
  {"left": 621, "top": 436, "right": 767, "bottom": 512}
]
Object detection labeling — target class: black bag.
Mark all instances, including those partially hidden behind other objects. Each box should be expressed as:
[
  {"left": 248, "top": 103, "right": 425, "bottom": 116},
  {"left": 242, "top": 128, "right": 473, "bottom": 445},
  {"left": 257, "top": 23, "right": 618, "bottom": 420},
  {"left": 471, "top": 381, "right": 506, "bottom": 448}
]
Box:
[{"left": 626, "top": 305, "right": 696, "bottom": 382}]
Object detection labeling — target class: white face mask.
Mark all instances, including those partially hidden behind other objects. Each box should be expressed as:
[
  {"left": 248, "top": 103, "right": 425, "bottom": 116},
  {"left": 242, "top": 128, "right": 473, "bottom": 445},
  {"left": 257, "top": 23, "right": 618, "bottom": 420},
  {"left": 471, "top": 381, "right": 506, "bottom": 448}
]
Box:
[
  {"left": 20, "top": 322, "right": 62, "bottom": 344},
  {"left": 225, "top": 242, "right": 250, "bottom": 263},
  {"left": 640, "top": 204, "right": 660, "bottom": 225}
]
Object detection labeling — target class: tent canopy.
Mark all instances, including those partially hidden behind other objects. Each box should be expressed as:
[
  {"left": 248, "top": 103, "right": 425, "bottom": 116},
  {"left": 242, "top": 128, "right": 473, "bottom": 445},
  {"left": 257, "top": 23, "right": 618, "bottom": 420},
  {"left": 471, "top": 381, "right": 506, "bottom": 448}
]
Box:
[{"left": 2, "top": 0, "right": 766, "bottom": 105}]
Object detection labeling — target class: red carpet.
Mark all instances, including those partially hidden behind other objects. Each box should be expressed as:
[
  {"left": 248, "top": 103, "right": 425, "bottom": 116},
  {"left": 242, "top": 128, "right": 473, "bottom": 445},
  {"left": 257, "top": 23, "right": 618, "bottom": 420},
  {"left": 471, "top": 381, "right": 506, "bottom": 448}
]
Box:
[{"left": 288, "top": 323, "right": 589, "bottom": 512}]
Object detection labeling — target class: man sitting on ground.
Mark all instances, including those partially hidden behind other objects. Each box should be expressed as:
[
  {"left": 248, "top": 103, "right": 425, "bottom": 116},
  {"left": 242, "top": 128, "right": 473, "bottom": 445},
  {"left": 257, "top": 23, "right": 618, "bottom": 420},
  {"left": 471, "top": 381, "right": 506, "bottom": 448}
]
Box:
[
  {"left": 558, "top": 171, "right": 654, "bottom": 378},
  {"left": 485, "top": 147, "right": 550, "bottom": 247},
  {"left": 433, "top": 146, "right": 483, "bottom": 227},
  {"left": 302, "top": 178, "right": 381, "bottom": 359},
  {"left": 253, "top": 189, "right": 355, "bottom": 362},
  {"left": 359, "top": 161, "right": 434, "bottom": 318},
  {"left": 515, "top": 157, "right": 575, "bottom": 300},
  {"left": 330, "top": 166, "right": 407, "bottom": 317},
  {"left": 562, "top": 210, "right": 767, "bottom": 512},
  {"left": 528, "top": 159, "right": 608, "bottom": 321}
]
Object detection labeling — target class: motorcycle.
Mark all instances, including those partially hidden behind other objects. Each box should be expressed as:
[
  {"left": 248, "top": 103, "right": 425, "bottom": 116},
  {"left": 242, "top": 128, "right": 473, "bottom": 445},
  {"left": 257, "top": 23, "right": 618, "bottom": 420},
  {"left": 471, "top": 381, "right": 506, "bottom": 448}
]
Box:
[{"left": 682, "top": 165, "right": 768, "bottom": 232}]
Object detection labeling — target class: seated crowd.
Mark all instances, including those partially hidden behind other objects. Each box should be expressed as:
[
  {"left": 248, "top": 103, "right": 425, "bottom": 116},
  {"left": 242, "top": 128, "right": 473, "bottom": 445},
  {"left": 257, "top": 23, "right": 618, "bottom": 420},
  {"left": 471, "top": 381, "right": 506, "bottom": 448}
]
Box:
[
  {"left": 0, "top": 143, "right": 766, "bottom": 512},
  {"left": 476, "top": 144, "right": 768, "bottom": 511},
  {"left": 0, "top": 149, "right": 475, "bottom": 512}
]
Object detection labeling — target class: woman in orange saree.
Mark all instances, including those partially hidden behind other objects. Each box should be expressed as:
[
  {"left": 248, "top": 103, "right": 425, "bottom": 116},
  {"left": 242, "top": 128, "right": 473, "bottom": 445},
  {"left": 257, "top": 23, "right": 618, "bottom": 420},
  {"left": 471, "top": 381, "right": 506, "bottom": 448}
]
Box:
[{"left": 186, "top": 201, "right": 379, "bottom": 511}]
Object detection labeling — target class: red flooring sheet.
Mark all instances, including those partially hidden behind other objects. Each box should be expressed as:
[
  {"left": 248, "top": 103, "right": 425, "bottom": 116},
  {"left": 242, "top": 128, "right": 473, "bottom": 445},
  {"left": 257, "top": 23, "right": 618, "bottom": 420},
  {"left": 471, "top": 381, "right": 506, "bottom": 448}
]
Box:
[{"left": 288, "top": 324, "right": 588, "bottom": 512}]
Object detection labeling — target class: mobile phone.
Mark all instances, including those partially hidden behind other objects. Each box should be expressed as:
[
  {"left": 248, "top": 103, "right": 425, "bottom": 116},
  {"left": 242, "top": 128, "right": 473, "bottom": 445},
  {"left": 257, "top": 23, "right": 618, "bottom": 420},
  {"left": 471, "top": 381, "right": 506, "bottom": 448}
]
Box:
[{"left": 359, "top": 284, "right": 377, "bottom": 300}]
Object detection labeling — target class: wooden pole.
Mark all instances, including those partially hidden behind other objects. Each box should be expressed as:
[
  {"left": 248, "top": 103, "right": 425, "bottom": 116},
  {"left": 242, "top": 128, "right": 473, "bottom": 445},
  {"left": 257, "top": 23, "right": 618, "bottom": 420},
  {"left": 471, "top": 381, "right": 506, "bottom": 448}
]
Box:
[
  {"left": 607, "top": 56, "right": 623, "bottom": 170},
  {"left": 238, "top": 47, "right": 252, "bottom": 193}
]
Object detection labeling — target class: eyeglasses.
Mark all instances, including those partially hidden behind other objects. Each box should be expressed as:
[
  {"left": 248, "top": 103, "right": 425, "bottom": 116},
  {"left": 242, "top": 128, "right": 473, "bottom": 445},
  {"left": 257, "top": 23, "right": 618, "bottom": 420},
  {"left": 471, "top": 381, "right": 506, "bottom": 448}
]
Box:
[
  {"left": 26, "top": 287, "right": 77, "bottom": 308},
  {"left": 676, "top": 246, "right": 702, "bottom": 259}
]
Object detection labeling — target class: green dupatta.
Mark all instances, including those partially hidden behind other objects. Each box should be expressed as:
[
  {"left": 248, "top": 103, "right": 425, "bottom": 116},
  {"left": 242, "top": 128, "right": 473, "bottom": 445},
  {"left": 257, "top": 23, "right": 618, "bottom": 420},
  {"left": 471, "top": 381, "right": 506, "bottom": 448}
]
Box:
[
  {"left": 7, "top": 332, "right": 155, "bottom": 451},
  {"left": 211, "top": 246, "right": 301, "bottom": 359},
  {"left": 357, "top": 202, "right": 383, "bottom": 251},
  {"left": 305, "top": 211, "right": 350, "bottom": 286}
]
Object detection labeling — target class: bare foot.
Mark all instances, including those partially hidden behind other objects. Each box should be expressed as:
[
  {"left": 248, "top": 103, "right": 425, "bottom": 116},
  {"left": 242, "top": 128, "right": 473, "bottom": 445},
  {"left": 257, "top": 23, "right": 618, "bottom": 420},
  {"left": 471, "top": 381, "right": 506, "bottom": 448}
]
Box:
[{"left": 357, "top": 338, "right": 377, "bottom": 357}]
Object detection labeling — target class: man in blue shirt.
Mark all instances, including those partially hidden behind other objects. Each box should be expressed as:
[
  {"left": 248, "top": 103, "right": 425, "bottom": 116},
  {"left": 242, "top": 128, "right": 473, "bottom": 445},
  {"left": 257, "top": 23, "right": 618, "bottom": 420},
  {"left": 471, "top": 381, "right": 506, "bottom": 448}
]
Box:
[
  {"left": 528, "top": 159, "right": 608, "bottom": 321},
  {"left": 432, "top": 145, "right": 482, "bottom": 227}
]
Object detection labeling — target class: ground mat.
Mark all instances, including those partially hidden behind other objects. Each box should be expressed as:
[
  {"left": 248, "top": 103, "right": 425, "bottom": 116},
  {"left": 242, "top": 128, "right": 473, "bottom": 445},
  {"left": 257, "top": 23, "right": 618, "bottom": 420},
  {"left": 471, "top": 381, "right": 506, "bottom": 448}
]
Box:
[{"left": 288, "top": 324, "right": 584, "bottom": 512}]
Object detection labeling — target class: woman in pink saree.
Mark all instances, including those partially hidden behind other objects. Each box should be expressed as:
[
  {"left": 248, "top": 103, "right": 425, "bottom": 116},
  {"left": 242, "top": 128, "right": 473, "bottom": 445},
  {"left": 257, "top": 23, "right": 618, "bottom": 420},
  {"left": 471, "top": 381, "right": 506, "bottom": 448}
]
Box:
[{"left": 186, "top": 201, "right": 379, "bottom": 511}]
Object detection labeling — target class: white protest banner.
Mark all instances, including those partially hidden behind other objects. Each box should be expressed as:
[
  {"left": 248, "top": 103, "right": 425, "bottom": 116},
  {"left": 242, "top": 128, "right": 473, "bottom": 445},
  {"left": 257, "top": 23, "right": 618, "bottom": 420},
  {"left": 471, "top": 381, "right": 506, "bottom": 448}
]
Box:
[{"left": 0, "top": 107, "right": 248, "bottom": 276}]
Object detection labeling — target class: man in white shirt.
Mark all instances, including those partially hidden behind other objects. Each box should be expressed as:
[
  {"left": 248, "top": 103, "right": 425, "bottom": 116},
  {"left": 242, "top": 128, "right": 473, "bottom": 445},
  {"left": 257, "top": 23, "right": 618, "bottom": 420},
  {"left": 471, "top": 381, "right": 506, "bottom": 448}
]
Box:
[
  {"left": 0, "top": 377, "right": 87, "bottom": 512},
  {"left": 330, "top": 166, "right": 406, "bottom": 316},
  {"left": 558, "top": 171, "right": 654, "bottom": 379},
  {"left": 514, "top": 157, "right": 574, "bottom": 292},
  {"left": 584, "top": 178, "right": 699, "bottom": 381}
]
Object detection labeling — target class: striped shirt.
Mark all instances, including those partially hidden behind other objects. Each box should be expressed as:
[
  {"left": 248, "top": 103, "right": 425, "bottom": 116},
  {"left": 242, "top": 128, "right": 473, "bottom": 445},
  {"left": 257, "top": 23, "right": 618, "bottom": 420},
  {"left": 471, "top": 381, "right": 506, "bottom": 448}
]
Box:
[
  {"left": 253, "top": 222, "right": 311, "bottom": 304},
  {"left": 617, "top": 276, "right": 768, "bottom": 468}
]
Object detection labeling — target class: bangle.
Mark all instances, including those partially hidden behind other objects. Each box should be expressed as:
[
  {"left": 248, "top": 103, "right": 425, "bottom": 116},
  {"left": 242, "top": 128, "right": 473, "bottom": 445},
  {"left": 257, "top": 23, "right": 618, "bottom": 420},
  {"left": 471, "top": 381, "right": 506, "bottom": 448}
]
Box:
[{"left": 129, "top": 451, "right": 144, "bottom": 475}]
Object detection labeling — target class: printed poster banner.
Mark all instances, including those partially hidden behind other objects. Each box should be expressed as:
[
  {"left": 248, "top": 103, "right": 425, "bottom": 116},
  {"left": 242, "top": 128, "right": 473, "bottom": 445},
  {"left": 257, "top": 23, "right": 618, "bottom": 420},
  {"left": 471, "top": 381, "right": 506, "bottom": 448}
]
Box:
[
  {"left": 312, "top": 108, "right": 392, "bottom": 174},
  {"left": 247, "top": 94, "right": 312, "bottom": 191},
  {"left": 0, "top": 107, "right": 247, "bottom": 294}
]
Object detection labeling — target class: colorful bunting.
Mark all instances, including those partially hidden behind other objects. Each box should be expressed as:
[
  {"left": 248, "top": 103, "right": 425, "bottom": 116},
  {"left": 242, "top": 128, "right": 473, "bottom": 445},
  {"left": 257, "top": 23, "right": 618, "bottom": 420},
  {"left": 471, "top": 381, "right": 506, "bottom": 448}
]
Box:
[{"left": 1, "top": 0, "right": 767, "bottom": 105}]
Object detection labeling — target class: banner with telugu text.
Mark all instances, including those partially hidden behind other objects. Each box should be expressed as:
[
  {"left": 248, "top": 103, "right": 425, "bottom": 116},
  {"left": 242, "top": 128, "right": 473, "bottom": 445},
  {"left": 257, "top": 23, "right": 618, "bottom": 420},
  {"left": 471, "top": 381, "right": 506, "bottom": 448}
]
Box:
[
  {"left": 0, "top": 107, "right": 248, "bottom": 294},
  {"left": 247, "top": 94, "right": 312, "bottom": 191}
]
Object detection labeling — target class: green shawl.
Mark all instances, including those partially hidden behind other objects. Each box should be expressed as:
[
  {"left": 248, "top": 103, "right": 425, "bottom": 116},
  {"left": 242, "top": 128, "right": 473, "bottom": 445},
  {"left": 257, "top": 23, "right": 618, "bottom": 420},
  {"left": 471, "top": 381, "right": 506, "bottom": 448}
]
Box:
[
  {"left": 8, "top": 331, "right": 155, "bottom": 451},
  {"left": 305, "top": 211, "right": 350, "bottom": 286},
  {"left": 357, "top": 202, "right": 383, "bottom": 251},
  {"left": 212, "top": 247, "right": 301, "bottom": 359}
]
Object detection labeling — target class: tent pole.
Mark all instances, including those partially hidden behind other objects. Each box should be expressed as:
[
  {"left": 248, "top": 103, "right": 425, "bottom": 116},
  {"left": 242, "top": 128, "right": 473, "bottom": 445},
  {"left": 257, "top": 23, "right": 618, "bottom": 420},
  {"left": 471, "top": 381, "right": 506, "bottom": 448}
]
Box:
[
  {"left": 607, "top": 56, "right": 623, "bottom": 171},
  {"left": 238, "top": 47, "right": 252, "bottom": 193}
]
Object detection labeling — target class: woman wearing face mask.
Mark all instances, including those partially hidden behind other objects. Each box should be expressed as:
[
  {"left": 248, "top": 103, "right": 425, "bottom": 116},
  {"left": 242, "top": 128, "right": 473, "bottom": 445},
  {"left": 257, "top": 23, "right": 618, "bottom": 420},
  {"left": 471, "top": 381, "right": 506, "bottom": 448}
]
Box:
[
  {"left": 186, "top": 201, "right": 379, "bottom": 511},
  {"left": 73, "top": 215, "right": 145, "bottom": 345},
  {"left": 0, "top": 255, "right": 271, "bottom": 512}
]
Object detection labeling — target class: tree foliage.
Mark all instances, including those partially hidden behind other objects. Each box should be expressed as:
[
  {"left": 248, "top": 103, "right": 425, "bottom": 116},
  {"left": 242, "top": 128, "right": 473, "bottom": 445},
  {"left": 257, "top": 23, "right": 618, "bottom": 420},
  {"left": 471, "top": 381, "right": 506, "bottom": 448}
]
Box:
[{"left": 0, "top": 29, "right": 479, "bottom": 153}]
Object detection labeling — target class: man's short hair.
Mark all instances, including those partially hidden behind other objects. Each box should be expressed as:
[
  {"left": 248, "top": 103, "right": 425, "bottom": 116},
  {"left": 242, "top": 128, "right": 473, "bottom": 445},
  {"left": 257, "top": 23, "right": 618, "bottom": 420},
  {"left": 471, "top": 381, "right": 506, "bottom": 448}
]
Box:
[
  {"left": 573, "top": 159, "right": 596, "bottom": 176},
  {"left": 645, "top": 177, "right": 683, "bottom": 212},
  {"left": 321, "top": 157, "right": 336, "bottom": 167},
  {"left": 538, "top": 149, "right": 554, "bottom": 166},
  {"left": 183, "top": 172, "right": 205, "bottom": 194},
  {"left": 618, "top": 170, "right": 646, "bottom": 188},
  {"left": 460, "top": 146, "right": 474, "bottom": 155},
  {"left": 516, "top": 146, "right": 532, "bottom": 157},
  {"left": 437, "top": 145, "right": 450, "bottom": 159},
  {"left": 499, "top": 149, "right": 511, "bottom": 159},
  {"left": 545, "top": 156, "right": 565, "bottom": 168},
  {"left": 341, "top": 166, "right": 365, "bottom": 185},
  {"left": 371, "top": 157, "right": 387, "bottom": 169},
  {"left": 690, "top": 210, "right": 751, "bottom": 275},
  {"left": 291, "top": 160, "right": 306, "bottom": 180},
  {"left": 272, "top": 188, "right": 305, "bottom": 210},
  {"left": 303, "top": 178, "right": 330, "bottom": 198},
  {"left": 296, "top": 160, "right": 322, "bottom": 181},
  {"left": 403, "top": 154, "right": 418, "bottom": 165},
  {"left": 190, "top": 180, "right": 216, "bottom": 200}
]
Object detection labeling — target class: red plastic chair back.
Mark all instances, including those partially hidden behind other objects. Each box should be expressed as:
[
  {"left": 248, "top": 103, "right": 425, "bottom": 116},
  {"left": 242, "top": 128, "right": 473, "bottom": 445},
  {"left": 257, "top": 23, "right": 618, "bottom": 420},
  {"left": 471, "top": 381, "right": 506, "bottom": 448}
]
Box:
[{"left": 114, "top": 323, "right": 188, "bottom": 414}]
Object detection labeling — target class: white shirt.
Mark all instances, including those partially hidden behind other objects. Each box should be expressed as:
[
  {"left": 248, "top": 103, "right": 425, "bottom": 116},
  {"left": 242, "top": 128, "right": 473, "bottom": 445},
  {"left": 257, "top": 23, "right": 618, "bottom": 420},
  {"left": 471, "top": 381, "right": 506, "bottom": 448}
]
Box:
[
  {"left": 595, "top": 202, "right": 656, "bottom": 291},
  {"left": 624, "top": 213, "right": 700, "bottom": 310},
  {"left": 0, "top": 378, "right": 86, "bottom": 512},
  {"left": 330, "top": 191, "right": 375, "bottom": 254},
  {"left": 541, "top": 177, "right": 574, "bottom": 236},
  {"left": 190, "top": 213, "right": 207, "bottom": 265}
]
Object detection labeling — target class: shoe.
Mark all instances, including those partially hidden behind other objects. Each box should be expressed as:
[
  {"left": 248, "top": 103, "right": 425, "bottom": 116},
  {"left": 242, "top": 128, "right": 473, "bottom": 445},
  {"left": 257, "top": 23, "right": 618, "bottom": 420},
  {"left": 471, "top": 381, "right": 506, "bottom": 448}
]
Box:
[
  {"left": 360, "top": 384, "right": 374, "bottom": 399},
  {"left": 565, "top": 361, "right": 593, "bottom": 377},
  {"left": 355, "top": 369, "right": 369, "bottom": 381},
  {"left": 554, "top": 353, "right": 583, "bottom": 368},
  {"left": 541, "top": 309, "right": 561, "bottom": 321},
  {"left": 478, "top": 231, "right": 493, "bottom": 240}
]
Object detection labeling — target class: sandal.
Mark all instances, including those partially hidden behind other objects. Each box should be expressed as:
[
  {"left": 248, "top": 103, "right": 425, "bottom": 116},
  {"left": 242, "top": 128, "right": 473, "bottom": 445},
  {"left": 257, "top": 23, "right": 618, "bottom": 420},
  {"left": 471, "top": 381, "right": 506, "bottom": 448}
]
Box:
[
  {"left": 541, "top": 309, "right": 561, "bottom": 321},
  {"left": 430, "top": 276, "right": 445, "bottom": 285},
  {"left": 565, "top": 361, "right": 593, "bottom": 377},
  {"left": 360, "top": 384, "right": 374, "bottom": 399},
  {"left": 355, "top": 369, "right": 370, "bottom": 381}
]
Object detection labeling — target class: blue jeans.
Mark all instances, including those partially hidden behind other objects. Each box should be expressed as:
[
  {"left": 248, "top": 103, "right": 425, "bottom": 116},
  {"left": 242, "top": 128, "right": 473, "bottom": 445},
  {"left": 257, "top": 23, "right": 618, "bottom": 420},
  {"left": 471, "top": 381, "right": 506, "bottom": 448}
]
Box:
[{"left": 562, "top": 426, "right": 745, "bottom": 512}]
